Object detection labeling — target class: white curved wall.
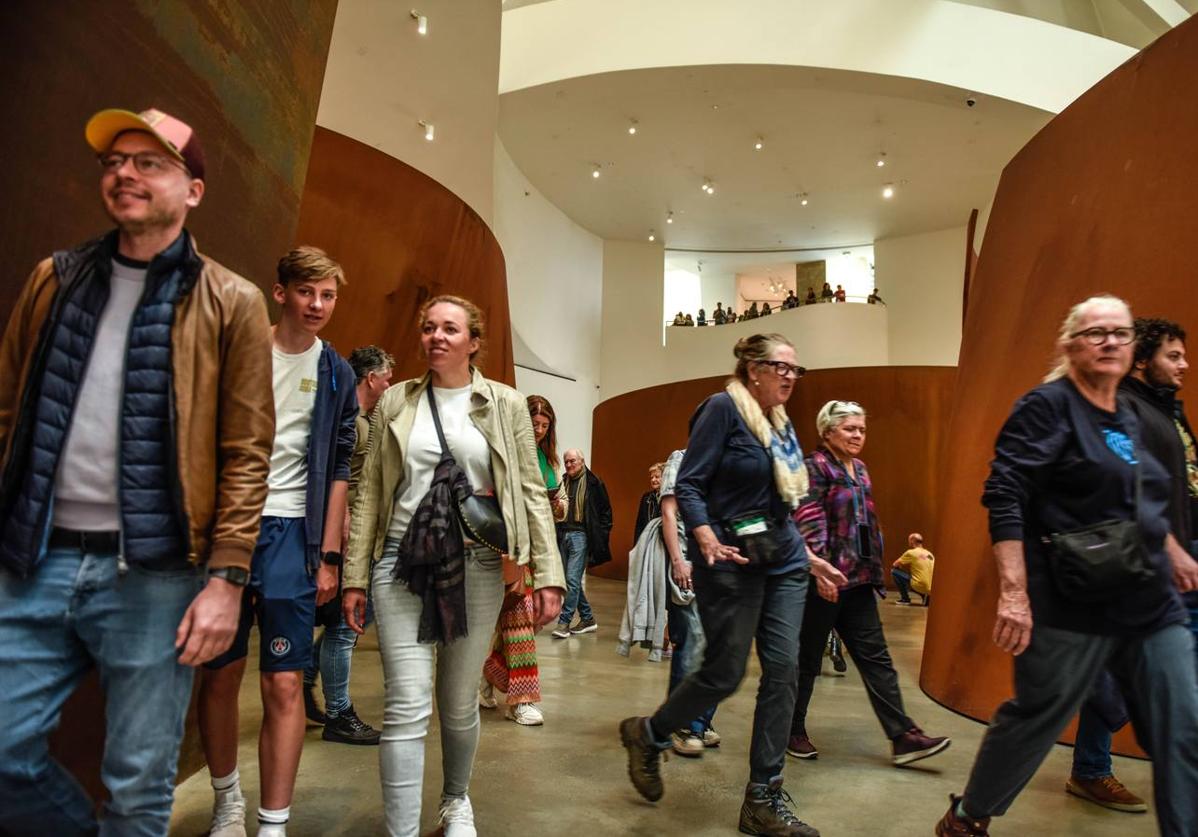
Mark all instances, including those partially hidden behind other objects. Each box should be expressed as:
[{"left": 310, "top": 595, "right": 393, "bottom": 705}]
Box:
[{"left": 501, "top": 0, "right": 1135, "bottom": 113}]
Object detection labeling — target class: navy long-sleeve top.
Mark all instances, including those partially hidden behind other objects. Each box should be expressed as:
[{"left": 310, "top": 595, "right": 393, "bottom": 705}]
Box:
[
  {"left": 674, "top": 392, "right": 807, "bottom": 575},
  {"left": 982, "top": 377, "right": 1184, "bottom": 635}
]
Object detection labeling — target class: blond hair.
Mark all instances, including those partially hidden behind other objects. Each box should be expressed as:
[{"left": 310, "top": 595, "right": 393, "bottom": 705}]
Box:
[
  {"left": 419, "top": 294, "right": 487, "bottom": 365},
  {"left": 1043, "top": 295, "right": 1132, "bottom": 382},
  {"left": 276, "top": 245, "right": 346, "bottom": 287}
]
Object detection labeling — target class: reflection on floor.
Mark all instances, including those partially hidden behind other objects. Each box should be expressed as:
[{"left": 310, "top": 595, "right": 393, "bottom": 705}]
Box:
[{"left": 171, "top": 576, "right": 1155, "bottom": 836}]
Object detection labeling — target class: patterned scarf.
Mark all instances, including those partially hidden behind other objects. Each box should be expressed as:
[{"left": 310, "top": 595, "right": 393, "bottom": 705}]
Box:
[{"left": 725, "top": 378, "right": 808, "bottom": 508}]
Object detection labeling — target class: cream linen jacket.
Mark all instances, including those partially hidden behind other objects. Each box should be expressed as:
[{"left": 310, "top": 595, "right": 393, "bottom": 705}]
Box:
[{"left": 343, "top": 368, "right": 565, "bottom": 592}]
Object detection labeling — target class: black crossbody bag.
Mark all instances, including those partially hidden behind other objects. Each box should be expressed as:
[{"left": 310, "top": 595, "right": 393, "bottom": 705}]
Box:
[
  {"left": 427, "top": 386, "right": 509, "bottom": 554},
  {"left": 1043, "top": 458, "right": 1155, "bottom": 603}
]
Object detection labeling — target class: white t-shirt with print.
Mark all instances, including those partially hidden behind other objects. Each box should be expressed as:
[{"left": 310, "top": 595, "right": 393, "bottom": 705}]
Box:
[{"left": 262, "top": 339, "right": 322, "bottom": 518}]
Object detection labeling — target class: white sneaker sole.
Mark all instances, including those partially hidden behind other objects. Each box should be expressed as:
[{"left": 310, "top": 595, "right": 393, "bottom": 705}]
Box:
[
  {"left": 571, "top": 624, "right": 598, "bottom": 634},
  {"left": 893, "top": 737, "right": 951, "bottom": 766}
]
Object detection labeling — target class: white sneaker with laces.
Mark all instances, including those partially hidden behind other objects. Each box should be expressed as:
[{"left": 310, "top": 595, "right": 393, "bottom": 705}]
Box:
[
  {"left": 439, "top": 795, "right": 477, "bottom": 837},
  {"left": 209, "top": 791, "right": 247, "bottom": 837},
  {"left": 551, "top": 623, "right": 572, "bottom": 639},
  {"left": 507, "top": 702, "right": 544, "bottom": 725},
  {"left": 478, "top": 681, "right": 497, "bottom": 709}
]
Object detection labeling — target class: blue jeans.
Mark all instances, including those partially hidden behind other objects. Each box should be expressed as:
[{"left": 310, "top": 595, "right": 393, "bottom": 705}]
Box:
[
  {"left": 557, "top": 530, "right": 593, "bottom": 625},
  {"left": 1072, "top": 705, "right": 1114, "bottom": 779},
  {"left": 891, "top": 568, "right": 913, "bottom": 601},
  {"left": 305, "top": 598, "right": 375, "bottom": 719},
  {"left": 0, "top": 547, "right": 202, "bottom": 836}
]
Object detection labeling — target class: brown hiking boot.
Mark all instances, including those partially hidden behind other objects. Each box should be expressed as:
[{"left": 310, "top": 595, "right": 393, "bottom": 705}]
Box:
[
  {"left": 892, "top": 725, "right": 951, "bottom": 766},
  {"left": 935, "top": 795, "right": 990, "bottom": 836},
  {"left": 619, "top": 716, "right": 666, "bottom": 802},
  {"left": 785, "top": 733, "right": 818, "bottom": 759},
  {"left": 739, "top": 778, "right": 819, "bottom": 836},
  {"left": 1066, "top": 774, "right": 1148, "bottom": 813}
]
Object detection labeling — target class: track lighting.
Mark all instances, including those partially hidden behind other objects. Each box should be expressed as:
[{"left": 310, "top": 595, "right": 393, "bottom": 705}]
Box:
[
  {"left": 418, "top": 121, "right": 434, "bottom": 142},
  {"left": 410, "top": 10, "right": 428, "bottom": 35},
  {"left": 591, "top": 165, "right": 601, "bottom": 179},
  {"left": 799, "top": 192, "right": 809, "bottom": 206},
  {"left": 702, "top": 180, "right": 715, "bottom": 195}
]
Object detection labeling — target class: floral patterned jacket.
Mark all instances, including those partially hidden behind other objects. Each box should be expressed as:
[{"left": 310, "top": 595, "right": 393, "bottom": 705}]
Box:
[{"left": 794, "top": 447, "right": 885, "bottom": 591}]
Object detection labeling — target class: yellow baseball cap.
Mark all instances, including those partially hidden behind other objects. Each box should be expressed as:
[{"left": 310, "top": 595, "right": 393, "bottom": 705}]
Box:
[{"left": 85, "top": 107, "right": 206, "bottom": 180}]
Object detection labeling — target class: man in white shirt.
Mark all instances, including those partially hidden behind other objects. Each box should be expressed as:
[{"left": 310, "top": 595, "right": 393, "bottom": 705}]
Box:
[{"left": 198, "top": 247, "right": 358, "bottom": 837}]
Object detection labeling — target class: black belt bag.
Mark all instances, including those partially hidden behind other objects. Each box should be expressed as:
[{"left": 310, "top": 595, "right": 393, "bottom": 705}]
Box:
[
  {"left": 1043, "top": 461, "right": 1155, "bottom": 603},
  {"left": 724, "top": 510, "right": 787, "bottom": 567},
  {"left": 427, "top": 386, "right": 509, "bottom": 555}
]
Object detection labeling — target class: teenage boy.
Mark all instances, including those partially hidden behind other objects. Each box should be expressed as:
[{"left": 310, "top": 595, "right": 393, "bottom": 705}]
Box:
[{"left": 198, "top": 247, "right": 357, "bottom": 837}]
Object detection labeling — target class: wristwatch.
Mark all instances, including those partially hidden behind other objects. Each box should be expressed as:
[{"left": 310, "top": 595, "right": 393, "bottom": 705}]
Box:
[
  {"left": 321, "top": 550, "right": 343, "bottom": 568},
  {"left": 208, "top": 566, "right": 250, "bottom": 587}
]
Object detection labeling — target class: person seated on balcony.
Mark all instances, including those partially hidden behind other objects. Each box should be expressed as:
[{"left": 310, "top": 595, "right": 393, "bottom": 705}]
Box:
[
  {"left": 834, "top": 285, "right": 846, "bottom": 303},
  {"left": 727, "top": 310, "right": 738, "bottom": 324},
  {"left": 713, "top": 303, "right": 726, "bottom": 325},
  {"left": 820, "top": 283, "right": 833, "bottom": 303},
  {"left": 684, "top": 314, "right": 695, "bottom": 326},
  {"left": 672, "top": 312, "right": 686, "bottom": 326},
  {"left": 868, "top": 289, "right": 884, "bottom": 305},
  {"left": 761, "top": 303, "right": 772, "bottom": 317},
  {"left": 697, "top": 308, "right": 707, "bottom": 327},
  {"left": 782, "top": 291, "right": 798, "bottom": 310},
  {"left": 806, "top": 287, "right": 817, "bottom": 305}
]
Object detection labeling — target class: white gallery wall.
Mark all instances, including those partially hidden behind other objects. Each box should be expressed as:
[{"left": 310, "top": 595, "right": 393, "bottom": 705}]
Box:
[
  {"left": 874, "top": 226, "right": 967, "bottom": 366},
  {"left": 493, "top": 140, "right": 603, "bottom": 463}
]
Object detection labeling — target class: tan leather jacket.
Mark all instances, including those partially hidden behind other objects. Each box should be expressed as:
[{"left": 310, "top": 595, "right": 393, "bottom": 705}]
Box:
[
  {"left": 0, "top": 250, "right": 274, "bottom": 571},
  {"left": 344, "top": 369, "right": 565, "bottom": 591}
]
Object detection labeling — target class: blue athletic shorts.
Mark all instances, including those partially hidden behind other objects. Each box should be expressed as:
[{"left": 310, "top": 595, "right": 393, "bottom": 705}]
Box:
[{"left": 205, "top": 516, "right": 316, "bottom": 672}]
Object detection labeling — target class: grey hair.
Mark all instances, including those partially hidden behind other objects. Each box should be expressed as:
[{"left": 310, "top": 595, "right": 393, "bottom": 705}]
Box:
[
  {"left": 1043, "top": 294, "right": 1133, "bottom": 383},
  {"left": 816, "top": 400, "right": 866, "bottom": 437}
]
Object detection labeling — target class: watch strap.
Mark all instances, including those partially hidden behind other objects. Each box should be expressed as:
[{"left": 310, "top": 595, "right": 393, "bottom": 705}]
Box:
[{"left": 208, "top": 565, "right": 250, "bottom": 587}]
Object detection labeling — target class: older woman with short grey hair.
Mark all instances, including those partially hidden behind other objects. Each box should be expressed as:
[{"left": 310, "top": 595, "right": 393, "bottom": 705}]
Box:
[{"left": 787, "top": 399, "right": 951, "bottom": 767}]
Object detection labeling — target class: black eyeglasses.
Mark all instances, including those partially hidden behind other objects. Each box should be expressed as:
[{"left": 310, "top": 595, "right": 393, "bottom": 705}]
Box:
[
  {"left": 757, "top": 360, "right": 807, "bottom": 379},
  {"left": 97, "top": 151, "right": 189, "bottom": 177},
  {"left": 1069, "top": 327, "right": 1135, "bottom": 346}
]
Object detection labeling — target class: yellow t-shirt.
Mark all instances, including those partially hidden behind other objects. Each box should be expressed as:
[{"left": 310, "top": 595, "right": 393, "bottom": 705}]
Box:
[{"left": 895, "top": 547, "right": 934, "bottom": 594}]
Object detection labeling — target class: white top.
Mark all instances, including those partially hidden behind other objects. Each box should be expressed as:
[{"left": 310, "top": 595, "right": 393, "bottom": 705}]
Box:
[
  {"left": 379, "top": 384, "right": 495, "bottom": 572},
  {"left": 261, "top": 339, "right": 322, "bottom": 518},
  {"left": 53, "top": 258, "right": 147, "bottom": 531}
]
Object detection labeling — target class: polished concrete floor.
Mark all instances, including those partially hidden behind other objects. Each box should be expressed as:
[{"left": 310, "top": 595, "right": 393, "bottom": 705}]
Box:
[{"left": 171, "top": 577, "right": 1157, "bottom": 836}]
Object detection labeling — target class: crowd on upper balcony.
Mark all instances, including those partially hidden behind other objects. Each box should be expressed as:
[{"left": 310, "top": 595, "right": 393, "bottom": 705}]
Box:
[{"left": 670, "top": 285, "right": 884, "bottom": 327}]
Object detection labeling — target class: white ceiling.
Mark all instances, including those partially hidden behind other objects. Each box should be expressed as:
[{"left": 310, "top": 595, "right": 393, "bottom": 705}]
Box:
[{"left": 498, "top": 64, "right": 1049, "bottom": 250}]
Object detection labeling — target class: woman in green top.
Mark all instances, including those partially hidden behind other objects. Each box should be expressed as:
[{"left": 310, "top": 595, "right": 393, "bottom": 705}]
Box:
[{"left": 479, "top": 395, "right": 561, "bottom": 725}]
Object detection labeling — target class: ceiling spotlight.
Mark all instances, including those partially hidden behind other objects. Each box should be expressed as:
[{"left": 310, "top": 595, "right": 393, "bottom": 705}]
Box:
[
  {"left": 591, "top": 165, "right": 601, "bottom": 179},
  {"left": 799, "top": 191, "right": 809, "bottom": 206},
  {"left": 754, "top": 136, "right": 764, "bottom": 151},
  {"left": 876, "top": 152, "right": 887, "bottom": 167},
  {"left": 648, "top": 230, "right": 656, "bottom": 242},
  {"left": 628, "top": 119, "right": 638, "bottom": 135},
  {"left": 702, "top": 180, "right": 715, "bottom": 195},
  {"left": 882, "top": 183, "right": 895, "bottom": 199},
  {"left": 418, "top": 120, "right": 435, "bottom": 142},
  {"left": 666, "top": 211, "right": 674, "bottom": 224},
  {"left": 410, "top": 10, "right": 428, "bottom": 35}
]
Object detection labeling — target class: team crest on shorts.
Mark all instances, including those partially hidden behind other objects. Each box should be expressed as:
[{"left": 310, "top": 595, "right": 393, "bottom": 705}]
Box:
[{"left": 270, "top": 636, "right": 291, "bottom": 656}]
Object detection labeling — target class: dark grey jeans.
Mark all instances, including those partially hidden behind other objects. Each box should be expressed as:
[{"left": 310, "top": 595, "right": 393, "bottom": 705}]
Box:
[
  {"left": 651, "top": 565, "right": 809, "bottom": 784},
  {"left": 962, "top": 621, "right": 1198, "bottom": 836}
]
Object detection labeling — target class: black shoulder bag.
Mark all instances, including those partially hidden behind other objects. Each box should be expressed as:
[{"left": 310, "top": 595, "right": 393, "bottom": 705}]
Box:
[
  {"left": 427, "top": 386, "right": 509, "bottom": 554},
  {"left": 1044, "top": 458, "right": 1155, "bottom": 603}
]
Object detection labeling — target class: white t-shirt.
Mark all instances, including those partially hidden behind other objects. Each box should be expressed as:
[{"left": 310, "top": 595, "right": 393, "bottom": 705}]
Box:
[
  {"left": 53, "top": 258, "right": 148, "bottom": 531},
  {"left": 261, "top": 339, "right": 322, "bottom": 518},
  {"left": 380, "top": 385, "right": 494, "bottom": 570}
]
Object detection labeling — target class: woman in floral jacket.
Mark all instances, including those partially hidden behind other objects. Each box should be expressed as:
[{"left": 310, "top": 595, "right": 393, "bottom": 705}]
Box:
[{"left": 785, "top": 400, "right": 951, "bottom": 768}]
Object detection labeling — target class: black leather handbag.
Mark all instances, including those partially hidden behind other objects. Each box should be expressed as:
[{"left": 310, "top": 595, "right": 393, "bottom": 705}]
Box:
[
  {"left": 1044, "top": 461, "right": 1155, "bottom": 603},
  {"left": 427, "top": 386, "right": 509, "bottom": 554}
]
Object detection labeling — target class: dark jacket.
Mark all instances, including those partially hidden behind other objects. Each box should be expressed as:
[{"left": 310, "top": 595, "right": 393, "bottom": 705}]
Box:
[
  {"left": 558, "top": 468, "right": 613, "bottom": 566},
  {"left": 0, "top": 230, "right": 273, "bottom": 576},
  {"left": 1119, "top": 376, "right": 1195, "bottom": 548},
  {"left": 634, "top": 489, "right": 661, "bottom": 543},
  {"left": 303, "top": 342, "right": 358, "bottom": 572}
]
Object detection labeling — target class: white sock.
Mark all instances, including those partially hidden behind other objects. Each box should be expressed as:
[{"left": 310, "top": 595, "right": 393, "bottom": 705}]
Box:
[
  {"left": 258, "top": 806, "right": 290, "bottom": 835},
  {"left": 211, "top": 768, "right": 242, "bottom": 803}
]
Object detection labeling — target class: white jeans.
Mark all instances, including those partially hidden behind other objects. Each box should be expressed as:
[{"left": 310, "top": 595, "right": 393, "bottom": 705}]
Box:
[{"left": 372, "top": 542, "right": 505, "bottom": 837}]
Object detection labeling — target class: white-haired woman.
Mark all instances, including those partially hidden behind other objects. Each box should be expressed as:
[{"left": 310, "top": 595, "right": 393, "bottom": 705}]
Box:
[
  {"left": 936, "top": 295, "right": 1198, "bottom": 836},
  {"left": 787, "top": 401, "right": 951, "bottom": 766},
  {"left": 618, "top": 333, "right": 846, "bottom": 837}
]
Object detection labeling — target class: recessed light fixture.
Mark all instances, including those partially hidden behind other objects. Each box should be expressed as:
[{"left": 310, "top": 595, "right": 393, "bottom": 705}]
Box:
[
  {"left": 648, "top": 230, "right": 656, "bottom": 242},
  {"left": 410, "top": 10, "right": 428, "bottom": 35},
  {"left": 876, "top": 152, "right": 887, "bottom": 167},
  {"left": 628, "top": 119, "right": 638, "bottom": 135},
  {"left": 754, "top": 136, "right": 764, "bottom": 151},
  {"left": 591, "top": 165, "right": 601, "bottom": 179},
  {"left": 799, "top": 191, "right": 809, "bottom": 206},
  {"left": 666, "top": 211, "right": 674, "bottom": 224},
  {"left": 882, "top": 183, "right": 895, "bottom": 199},
  {"left": 418, "top": 120, "right": 435, "bottom": 141}
]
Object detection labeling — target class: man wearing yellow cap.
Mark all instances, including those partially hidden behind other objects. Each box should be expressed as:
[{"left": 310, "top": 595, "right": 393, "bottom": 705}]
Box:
[{"left": 0, "top": 107, "right": 274, "bottom": 836}]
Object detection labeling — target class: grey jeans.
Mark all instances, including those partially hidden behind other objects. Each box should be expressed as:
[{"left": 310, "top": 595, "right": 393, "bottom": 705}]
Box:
[
  {"left": 372, "top": 542, "right": 505, "bottom": 837},
  {"left": 962, "top": 621, "right": 1198, "bottom": 836}
]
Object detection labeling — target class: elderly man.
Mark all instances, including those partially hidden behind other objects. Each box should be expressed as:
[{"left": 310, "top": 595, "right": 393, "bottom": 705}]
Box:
[
  {"left": 0, "top": 108, "right": 274, "bottom": 836},
  {"left": 552, "top": 449, "right": 613, "bottom": 638}
]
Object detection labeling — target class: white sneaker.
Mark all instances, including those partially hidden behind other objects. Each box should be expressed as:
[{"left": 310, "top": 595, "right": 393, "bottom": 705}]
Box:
[
  {"left": 671, "top": 730, "right": 705, "bottom": 757},
  {"left": 551, "top": 623, "right": 572, "bottom": 639},
  {"left": 478, "top": 680, "right": 497, "bottom": 709},
  {"left": 702, "top": 727, "right": 722, "bottom": 748},
  {"left": 209, "top": 791, "right": 247, "bottom": 837},
  {"left": 439, "top": 795, "right": 477, "bottom": 837},
  {"left": 506, "top": 703, "right": 544, "bottom": 725}
]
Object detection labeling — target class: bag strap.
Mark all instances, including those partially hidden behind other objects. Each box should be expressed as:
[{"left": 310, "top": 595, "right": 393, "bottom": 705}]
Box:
[{"left": 426, "top": 385, "right": 452, "bottom": 460}]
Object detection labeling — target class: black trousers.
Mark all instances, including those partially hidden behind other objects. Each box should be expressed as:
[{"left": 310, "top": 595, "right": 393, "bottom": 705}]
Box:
[
  {"left": 651, "top": 565, "right": 809, "bottom": 784},
  {"left": 791, "top": 583, "right": 912, "bottom": 740}
]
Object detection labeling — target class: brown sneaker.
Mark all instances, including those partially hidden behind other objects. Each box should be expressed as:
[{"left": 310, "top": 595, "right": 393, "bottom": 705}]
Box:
[
  {"left": 786, "top": 733, "right": 818, "bottom": 759},
  {"left": 892, "top": 725, "right": 950, "bottom": 766},
  {"left": 935, "top": 794, "right": 990, "bottom": 836},
  {"left": 1066, "top": 774, "right": 1148, "bottom": 813},
  {"left": 619, "top": 717, "right": 666, "bottom": 802},
  {"left": 739, "top": 778, "right": 820, "bottom": 836}
]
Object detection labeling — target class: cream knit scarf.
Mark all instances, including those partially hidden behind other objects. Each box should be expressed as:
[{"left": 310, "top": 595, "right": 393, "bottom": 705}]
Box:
[{"left": 725, "top": 379, "right": 809, "bottom": 508}]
